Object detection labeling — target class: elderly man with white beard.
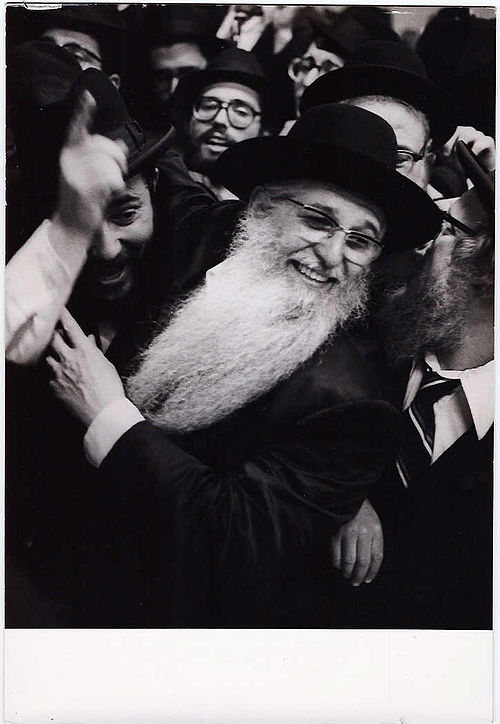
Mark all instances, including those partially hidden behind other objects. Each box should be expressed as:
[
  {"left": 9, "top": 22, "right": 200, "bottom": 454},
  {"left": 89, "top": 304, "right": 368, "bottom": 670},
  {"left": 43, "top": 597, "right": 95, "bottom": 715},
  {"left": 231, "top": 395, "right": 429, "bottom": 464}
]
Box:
[{"left": 45, "top": 103, "right": 441, "bottom": 627}]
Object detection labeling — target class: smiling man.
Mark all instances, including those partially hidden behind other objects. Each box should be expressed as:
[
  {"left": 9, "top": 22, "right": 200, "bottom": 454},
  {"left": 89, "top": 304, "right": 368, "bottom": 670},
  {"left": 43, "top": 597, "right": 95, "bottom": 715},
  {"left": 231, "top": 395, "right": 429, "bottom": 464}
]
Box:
[
  {"left": 170, "top": 47, "right": 266, "bottom": 200},
  {"left": 42, "top": 103, "right": 441, "bottom": 627},
  {"left": 6, "top": 68, "right": 172, "bottom": 363}
]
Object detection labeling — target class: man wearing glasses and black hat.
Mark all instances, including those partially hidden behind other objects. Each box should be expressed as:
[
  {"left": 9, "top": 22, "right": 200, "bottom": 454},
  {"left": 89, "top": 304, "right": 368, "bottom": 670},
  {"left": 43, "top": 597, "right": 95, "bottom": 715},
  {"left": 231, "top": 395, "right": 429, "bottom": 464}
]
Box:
[
  {"left": 301, "top": 41, "right": 495, "bottom": 197},
  {"left": 170, "top": 47, "right": 267, "bottom": 200},
  {"left": 37, "top": 103, "right": 442, "bottom": 627}
]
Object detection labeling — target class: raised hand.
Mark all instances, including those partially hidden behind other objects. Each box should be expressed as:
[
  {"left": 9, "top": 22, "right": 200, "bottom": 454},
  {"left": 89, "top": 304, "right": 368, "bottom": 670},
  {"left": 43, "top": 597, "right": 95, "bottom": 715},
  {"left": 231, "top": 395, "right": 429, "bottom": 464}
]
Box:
[
  {"left": 441, "top": 125, "right": 495, "bottom": 174},
  {"left": 53, "top": 90, "right": 129, "bottom": 242}
]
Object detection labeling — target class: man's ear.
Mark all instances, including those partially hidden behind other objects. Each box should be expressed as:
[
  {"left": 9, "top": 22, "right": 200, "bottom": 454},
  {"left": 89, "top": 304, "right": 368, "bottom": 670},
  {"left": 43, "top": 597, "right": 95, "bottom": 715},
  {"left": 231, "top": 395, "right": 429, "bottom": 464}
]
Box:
[
  {"left": 109, "top": 73, "right": 121, "bottom": 90},
  {"left": 247, "top": 186, "right": 274, "bottom": 218}
]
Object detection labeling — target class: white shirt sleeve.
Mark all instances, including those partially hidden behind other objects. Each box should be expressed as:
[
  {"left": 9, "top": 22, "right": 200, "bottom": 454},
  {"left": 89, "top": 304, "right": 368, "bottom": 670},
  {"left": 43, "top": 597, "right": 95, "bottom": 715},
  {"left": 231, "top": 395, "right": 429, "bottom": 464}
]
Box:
[
  {"left": 5, "top": 220, "right": 87, "bottom": 365},
  {"left": 84, "top": 397, "right": 145, "bottom": 468}
]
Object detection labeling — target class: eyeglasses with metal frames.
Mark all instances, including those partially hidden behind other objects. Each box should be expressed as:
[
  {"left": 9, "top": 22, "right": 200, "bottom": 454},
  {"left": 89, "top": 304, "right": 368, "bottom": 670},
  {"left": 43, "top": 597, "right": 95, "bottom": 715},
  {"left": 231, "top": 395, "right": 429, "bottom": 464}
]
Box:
[
  {"left": 396, "top": 148, "right": 426, "bottom": 170},
  {"left": 282, "top": 197, "right": 385, "bottom": 265},
  {"left": 193, "top": 96, "right": 261, "bottom": 129}
]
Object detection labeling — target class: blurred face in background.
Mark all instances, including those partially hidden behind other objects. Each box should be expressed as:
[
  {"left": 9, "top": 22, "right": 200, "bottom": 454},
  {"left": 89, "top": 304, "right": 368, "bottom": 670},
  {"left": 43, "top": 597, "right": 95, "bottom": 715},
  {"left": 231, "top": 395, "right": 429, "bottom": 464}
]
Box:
[
  {"left": 43, "top": 26, "right": 121, "bottom": 88},
  {"left": 186, "top": 81, "right": 262, "bottom": 172},
  {"left": 289, "top": 41, "right": 344, "bottom": 113},
  {"left": 150, "top": 42, "right": 207, "bottom": 106},
  {"left": 42, "top": 27, "right": 103, "bottom": 70}
]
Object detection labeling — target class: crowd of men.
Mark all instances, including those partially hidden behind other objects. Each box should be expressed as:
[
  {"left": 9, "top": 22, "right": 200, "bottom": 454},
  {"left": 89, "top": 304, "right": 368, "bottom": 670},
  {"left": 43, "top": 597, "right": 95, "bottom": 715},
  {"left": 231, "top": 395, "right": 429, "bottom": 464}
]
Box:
[{"left": 5, "top": 5, "right": 495, "bottom": 629}]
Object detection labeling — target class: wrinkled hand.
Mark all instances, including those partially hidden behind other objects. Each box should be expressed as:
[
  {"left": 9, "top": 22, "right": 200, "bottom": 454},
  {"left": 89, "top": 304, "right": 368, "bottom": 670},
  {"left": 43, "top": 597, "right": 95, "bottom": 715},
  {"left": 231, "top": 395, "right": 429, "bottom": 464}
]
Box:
[
  {"left": 47, "top": 308, "right": 126, "bottom": 428},
  {"left": 441, "top": 125, "right": 495, "bottom": 172},
  {"left": 331, "top": 499, "right": 384, "bottom": 586},
  {"left": 53, "top": 90, "right": 128, "bottom": 242}
]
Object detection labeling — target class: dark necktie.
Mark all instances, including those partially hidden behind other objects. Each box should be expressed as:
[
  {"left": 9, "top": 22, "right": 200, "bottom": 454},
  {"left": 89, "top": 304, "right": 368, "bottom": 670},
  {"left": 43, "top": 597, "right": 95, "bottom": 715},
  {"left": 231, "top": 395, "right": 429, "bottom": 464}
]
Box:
[{"left": 396, "top": 365, "right": 461, "bottom": 487}]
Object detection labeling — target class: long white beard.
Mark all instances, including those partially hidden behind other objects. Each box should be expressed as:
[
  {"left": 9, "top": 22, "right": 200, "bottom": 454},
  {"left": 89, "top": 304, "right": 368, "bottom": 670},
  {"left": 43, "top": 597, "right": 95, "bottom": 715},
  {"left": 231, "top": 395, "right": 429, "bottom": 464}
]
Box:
[{"left": 126, "top": 213, "right": 370, "bottom": 433}]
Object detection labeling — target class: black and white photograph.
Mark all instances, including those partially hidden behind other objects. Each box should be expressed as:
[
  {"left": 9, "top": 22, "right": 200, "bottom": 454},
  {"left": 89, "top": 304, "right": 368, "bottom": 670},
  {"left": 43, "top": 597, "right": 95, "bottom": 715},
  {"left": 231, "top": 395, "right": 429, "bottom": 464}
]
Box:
[{"left": 3, "top": 2, "right": 496, "bottom": 721}]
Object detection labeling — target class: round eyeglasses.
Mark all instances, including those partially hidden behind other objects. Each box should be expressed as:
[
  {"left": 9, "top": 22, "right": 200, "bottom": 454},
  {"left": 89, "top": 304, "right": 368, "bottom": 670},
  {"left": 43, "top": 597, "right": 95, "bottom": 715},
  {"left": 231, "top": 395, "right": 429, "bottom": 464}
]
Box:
[
  {"left": 193, "top": 96, "right": 261, "bottom": 130},
  {"left": 283, "top": 197, "right": 384, "bottom": 266},
  {"left": 288, "top": 56, "right": 343, "bottom": 84}
]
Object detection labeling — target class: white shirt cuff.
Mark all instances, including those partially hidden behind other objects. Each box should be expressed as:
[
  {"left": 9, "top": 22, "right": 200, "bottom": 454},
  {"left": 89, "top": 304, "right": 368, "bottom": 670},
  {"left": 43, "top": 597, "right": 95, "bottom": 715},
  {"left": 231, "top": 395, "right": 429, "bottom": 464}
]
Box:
[{"left": 84, "top": 397, "right": 145, "bottom": 468}]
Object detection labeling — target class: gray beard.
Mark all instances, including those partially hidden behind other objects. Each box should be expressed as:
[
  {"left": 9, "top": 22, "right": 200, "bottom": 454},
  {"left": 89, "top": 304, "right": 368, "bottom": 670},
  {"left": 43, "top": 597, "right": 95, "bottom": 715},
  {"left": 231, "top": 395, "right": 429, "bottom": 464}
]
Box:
[
  {"left": 126, "top": 213, "right": 370, "bottom": 433},
  {"left": 378, "top": 258, "right": 473, "bottom": 367}
]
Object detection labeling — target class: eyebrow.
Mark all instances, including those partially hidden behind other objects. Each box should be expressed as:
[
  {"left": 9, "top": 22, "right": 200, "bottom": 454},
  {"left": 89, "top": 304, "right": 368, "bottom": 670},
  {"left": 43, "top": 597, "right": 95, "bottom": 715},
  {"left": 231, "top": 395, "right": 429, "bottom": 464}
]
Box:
[
  {"left": 108, "top": 191, "right": 142, "bottom": 209},
  {"left": 201, "top": 94, "right": 261, "bottom": 110}
]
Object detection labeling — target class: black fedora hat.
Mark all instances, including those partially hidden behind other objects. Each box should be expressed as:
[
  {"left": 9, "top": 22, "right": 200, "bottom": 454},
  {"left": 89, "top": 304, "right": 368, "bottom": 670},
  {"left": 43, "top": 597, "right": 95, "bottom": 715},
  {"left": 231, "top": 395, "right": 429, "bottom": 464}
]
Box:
[
  {"left": 146, "top": 5, "right": 230, "bottom": 58},
  {"left": 310, "top": 7, "right": 400, "bottom": 60},
  {"left": 170, "top": 47, "right": 267, "bottom": 124},
  {"left": 215, "top": 103, "right": 442, "bottom": 251},
  {"left": 300, "top": 41, "right": 458, "bottom": 149}
]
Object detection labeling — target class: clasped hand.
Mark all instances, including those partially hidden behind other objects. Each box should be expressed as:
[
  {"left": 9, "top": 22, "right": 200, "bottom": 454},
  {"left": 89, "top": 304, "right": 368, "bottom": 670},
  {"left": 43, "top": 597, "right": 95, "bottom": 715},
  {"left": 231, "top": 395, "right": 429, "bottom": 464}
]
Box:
[
  {"left": 331, "top": 499, "right": 384, "bottom": 586},
  {"left": 47, "top": 308, "right": 126, "bottom": 428}
]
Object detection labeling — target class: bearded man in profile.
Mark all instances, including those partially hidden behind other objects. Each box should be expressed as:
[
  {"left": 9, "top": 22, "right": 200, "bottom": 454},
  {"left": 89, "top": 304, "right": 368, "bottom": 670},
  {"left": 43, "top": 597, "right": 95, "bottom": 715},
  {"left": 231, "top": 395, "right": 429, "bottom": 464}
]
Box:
[{"left": 364, "top": 175, "right": 494, "bottom": 630}]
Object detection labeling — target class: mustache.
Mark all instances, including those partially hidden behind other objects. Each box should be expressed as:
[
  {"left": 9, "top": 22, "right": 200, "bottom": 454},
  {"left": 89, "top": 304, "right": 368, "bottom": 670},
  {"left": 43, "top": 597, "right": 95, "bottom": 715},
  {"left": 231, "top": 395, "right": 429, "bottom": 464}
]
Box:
[{"left": 199, "top": 128, "right": 230, "bottom": 143}]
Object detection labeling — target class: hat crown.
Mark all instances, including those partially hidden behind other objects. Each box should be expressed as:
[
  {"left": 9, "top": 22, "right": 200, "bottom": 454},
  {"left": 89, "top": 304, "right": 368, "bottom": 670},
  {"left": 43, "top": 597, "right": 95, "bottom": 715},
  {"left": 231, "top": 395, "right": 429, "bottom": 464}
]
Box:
[
  {"left": 348, "top": 40, "right": 428, "bottom": 77},
  {"left": 205, "top": 47, "right": 264, "bottom": 79},
  {"left": 288, "top": 103, "right": 398, "bottom": 168}
]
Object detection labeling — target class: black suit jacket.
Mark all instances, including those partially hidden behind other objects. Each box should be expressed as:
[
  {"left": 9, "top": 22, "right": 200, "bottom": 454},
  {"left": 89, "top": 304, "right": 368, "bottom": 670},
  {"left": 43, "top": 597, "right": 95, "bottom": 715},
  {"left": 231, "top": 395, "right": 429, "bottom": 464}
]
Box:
[
  {"left": 97, "top": 334, "right": 399, "bottom": 628},
  {"left": 333, "top": 362, "right": 493, "bottom": 630}
]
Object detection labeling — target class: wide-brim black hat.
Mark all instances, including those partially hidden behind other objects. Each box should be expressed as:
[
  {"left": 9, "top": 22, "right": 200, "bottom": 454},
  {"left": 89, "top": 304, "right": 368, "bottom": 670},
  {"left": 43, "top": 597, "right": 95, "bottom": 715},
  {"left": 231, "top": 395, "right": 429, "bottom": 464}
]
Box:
[
  {"left": 170, "top": 47, "right": 267, "bottom": 125},
  {"left": 310, "top": 7, "right": 400, "bottom": 60},
  {"left": 301, "top": 41, "right": 458, "bottom": 149},
  {"left": 215, "top": 104, "right": 442, "bottom": 251},
  {"left": 146, "top": 4, "right": 230, "bottom": 58}
]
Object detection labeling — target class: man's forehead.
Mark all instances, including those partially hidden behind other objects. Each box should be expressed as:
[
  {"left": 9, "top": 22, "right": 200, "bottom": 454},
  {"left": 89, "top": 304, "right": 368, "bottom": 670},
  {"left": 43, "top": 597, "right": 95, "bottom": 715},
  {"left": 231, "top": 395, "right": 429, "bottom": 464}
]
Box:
[
  {"left": 151, "top": 42, "right": 207, "bottom": 65},
  {"left": 201, "top": 81, "right": 261, "bottom": 106},
  {"left": 42, "top": 27, "right": 100, "bottom": 54},
  {"left": 110, "top": 174, "right": 150, "bottom": 204}
]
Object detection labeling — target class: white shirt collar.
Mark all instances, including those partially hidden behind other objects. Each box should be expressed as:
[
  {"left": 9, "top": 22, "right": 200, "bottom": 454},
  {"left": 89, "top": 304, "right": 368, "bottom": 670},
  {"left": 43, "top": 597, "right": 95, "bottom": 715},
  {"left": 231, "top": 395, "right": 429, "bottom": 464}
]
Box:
[{"left": 424, "top": 352, "right": 494, "bottom": 440}]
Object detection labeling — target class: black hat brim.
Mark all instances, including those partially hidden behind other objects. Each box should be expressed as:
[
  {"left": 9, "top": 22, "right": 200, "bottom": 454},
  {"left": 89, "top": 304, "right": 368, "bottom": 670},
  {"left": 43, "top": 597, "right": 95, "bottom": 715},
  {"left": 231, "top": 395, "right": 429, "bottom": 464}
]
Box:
[
  {"left": 126, "top": 127, "right": 176, "bottom": 179},
  {"left": 300, "top": 65, "right": 458, "bottom": 149},
  {"left": 215, "top": 137, "right": 442, "bottom": 251}
]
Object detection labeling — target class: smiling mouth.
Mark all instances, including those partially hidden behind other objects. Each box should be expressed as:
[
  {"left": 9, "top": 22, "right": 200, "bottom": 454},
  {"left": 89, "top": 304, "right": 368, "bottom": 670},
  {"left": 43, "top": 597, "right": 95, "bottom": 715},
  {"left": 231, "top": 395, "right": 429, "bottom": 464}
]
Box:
[
  {"left": 291, "top": 260, "right": 335, "bottom": 286},
  {"left": 96, "top": 268, "right": 128, "bottom": 286},
  {"left": 203, "top": 136, "right": 229, "bottom": 147}
]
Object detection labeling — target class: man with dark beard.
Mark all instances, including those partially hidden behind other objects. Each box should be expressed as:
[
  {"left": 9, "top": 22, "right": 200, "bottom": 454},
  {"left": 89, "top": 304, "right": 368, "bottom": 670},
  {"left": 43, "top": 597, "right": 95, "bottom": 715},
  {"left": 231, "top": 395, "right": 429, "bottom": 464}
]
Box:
[
  {"left": 45, "top": 104, "right": 441, "bottom": 627},
  {"left": 356, "top": 173, "right": 494, "bottom": 630}
]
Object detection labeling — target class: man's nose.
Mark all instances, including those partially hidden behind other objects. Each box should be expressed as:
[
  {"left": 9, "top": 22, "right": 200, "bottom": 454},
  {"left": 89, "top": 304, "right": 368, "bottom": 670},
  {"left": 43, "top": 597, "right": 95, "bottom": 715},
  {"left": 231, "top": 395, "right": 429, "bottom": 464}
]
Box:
[
  {"left": 212, "top": 106, "right": 229, "bottom": 126},
  {"left": 316, "top": 234, "right": 346, "bottom": 271},
  {"left": 92, "top": 226, "right": 123, "bottom": 260}
]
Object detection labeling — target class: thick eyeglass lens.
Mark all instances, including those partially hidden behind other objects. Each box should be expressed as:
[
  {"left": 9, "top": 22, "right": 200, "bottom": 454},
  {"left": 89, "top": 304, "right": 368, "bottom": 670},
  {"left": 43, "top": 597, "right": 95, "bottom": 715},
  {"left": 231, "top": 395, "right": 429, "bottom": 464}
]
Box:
[{"left": 193, "top": 97, "right": 258, "bottom": 129}]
